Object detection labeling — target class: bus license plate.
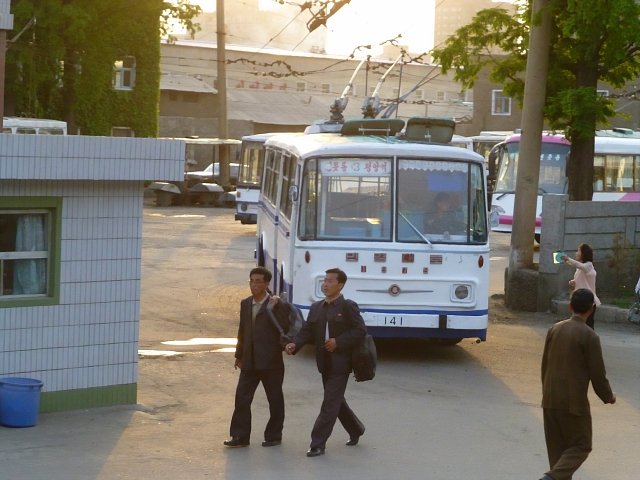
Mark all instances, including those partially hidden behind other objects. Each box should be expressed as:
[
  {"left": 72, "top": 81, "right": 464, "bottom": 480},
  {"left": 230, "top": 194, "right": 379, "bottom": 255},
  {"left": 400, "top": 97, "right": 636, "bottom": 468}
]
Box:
[{"left": 377, "top": 315, "right": 405, "bottom": 326}]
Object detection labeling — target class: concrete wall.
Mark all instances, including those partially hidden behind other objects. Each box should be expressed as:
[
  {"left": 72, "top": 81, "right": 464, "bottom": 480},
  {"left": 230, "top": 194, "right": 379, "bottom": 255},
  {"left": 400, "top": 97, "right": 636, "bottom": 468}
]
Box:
[{"left": 538, "top": 194, "right": 640, "bottom": 311}]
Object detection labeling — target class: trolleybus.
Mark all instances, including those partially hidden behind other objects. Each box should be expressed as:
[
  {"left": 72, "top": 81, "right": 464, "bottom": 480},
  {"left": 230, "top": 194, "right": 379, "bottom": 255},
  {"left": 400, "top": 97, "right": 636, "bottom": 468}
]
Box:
[
  {"left": 235, "top": 134, "right": 278, "bottom": 224},
  {"left": 490, "top": 132, "right": 640, "bottom": 239},
  {"left": 256, "top": 118, "right": 490, "bottom": 342}
]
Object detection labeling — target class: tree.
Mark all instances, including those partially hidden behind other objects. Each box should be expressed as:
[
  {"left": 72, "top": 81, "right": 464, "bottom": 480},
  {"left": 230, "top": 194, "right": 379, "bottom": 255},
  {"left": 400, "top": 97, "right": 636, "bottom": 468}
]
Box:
[
  {"left": 6, "top": 0, "right": 201, "bottom": 136},
  {"left": 431, "top": 0, "right": 640, "bottom": 201}
]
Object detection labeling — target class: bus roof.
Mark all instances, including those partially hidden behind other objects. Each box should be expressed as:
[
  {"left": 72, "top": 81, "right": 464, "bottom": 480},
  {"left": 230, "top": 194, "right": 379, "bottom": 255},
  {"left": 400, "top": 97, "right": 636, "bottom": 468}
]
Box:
[
  {"left": 595, "top": 128, "right": 640, "bottom": 138},
  {"left": 240, "top": 133, "right": 282, "bottom": 143},
  {"left": 594, "top": 135, "right": 640, "bottom": 154},
  {"left": 161, "top": 137, "right": 242, "bottom": 145},
  {"left": 3, "top": 116, "right": 67, "bottom": 128},
  {"left": 265, "top": 132, "right": 485, "bottom": 163},
  {"left": 502, "top": 133, "right": 570, "bottom": 145}
]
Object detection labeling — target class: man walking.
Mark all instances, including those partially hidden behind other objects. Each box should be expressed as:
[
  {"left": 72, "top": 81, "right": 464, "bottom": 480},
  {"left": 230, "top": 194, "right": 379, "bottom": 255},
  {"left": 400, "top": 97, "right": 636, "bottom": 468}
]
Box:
[
  {"left": 224, "top": 267, "right": 290, "bottom": 448},
  {"left": 539, "top": 288, "right": 616, "bottom": 480},
  {"left": 285, "top": 267, "right": 367, "bottom": 457}
]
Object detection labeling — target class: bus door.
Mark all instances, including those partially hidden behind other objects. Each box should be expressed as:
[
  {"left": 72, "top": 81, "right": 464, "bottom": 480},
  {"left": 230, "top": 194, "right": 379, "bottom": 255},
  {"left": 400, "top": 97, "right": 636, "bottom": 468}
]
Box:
[{"left": 273, "top": 152, "right": 297, "bottom": 295}]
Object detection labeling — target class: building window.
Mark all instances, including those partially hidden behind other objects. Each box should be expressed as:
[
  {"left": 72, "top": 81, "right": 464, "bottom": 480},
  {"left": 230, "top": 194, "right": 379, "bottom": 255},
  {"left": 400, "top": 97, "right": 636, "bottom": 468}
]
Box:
[
  {"left": 0, "top": 198, "right": 61, "bottom": 307},
  {"left": 111, "top": 127, "right": 135, "bottom": 137},
  {"left": 491, "top": 90, "right": 512, "bottom": 115},
  {"left": 296, "top": 82, "right": 306, "bottom": 92},
  {"left": 113, "top": 56, "right": 136, "bottom": 90},
  {"left": 414, "top": 89, "right": 423, "bottom": 100},
  {"left": 436, "top": 91, "right": 445, "bottom": 102},
  {"left": 321, "top": 83, "right": 331, "bottom": 94}
]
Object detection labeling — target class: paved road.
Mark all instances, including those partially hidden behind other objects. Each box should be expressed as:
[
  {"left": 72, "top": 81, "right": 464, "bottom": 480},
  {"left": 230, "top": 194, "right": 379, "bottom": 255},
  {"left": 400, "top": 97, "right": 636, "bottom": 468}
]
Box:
[{"left": 1, "top": 205, "right": 637, "bottom": 480}]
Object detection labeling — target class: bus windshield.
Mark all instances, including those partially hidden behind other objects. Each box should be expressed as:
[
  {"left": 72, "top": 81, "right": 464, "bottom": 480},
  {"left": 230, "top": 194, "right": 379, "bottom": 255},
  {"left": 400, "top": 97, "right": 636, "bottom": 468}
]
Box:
[
  {"left": 238, "top": 142, "right": 263, "bottom": 186},
  {"left": 299, "top": 157, "right": 487, "bottom": 244},
  {"left": 495, "top": 142, "right": 569, "bottom": 194}
]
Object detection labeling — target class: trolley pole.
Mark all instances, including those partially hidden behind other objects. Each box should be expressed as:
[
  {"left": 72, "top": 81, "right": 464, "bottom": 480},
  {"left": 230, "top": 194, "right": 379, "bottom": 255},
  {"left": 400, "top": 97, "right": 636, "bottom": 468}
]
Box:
[{"left": 216, "top": 0, "right": 230, "bottom": 188}]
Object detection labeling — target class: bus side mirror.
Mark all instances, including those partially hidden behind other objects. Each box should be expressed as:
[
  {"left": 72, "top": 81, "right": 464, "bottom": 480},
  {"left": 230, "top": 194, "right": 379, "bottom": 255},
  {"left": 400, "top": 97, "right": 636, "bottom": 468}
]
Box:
[{"left": 289, "top": 185, "right": 298, "bottom": 202}]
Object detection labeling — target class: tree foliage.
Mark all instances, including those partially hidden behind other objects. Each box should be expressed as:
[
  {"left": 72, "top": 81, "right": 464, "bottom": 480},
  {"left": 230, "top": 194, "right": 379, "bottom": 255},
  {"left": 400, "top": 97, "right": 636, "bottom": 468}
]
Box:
[
  {"left": 6, "top": 0, "right": 201, "bottom": 136},
  {"left": 431, "top": 0, "right": 640, "bottom": 200}
]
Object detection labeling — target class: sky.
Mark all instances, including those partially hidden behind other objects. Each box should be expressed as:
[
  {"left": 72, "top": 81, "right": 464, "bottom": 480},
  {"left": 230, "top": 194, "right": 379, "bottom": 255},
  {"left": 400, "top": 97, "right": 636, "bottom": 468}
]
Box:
[{"left": 187, "top": 0, "right": 435, "bottom": 56}]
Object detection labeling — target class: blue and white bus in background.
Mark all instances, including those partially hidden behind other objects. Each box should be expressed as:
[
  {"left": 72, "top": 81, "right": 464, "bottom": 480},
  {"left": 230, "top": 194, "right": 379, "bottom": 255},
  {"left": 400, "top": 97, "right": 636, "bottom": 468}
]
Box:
[
  {"left": 256, "top": 118, "right": 490, "bottom": 343},
  {"left": 235, "top": 134, "right": 279, "bottom": 224}
]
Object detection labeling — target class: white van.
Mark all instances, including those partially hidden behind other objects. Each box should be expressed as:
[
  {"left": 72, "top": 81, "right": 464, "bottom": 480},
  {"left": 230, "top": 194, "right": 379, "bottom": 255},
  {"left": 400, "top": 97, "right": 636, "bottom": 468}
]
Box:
[{"left": 2, "top": 117, "right": 68, "bottom": 135}]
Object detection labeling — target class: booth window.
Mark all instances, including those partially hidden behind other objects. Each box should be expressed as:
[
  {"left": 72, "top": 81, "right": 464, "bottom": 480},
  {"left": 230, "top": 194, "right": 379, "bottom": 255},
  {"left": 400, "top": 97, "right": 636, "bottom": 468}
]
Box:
[{"left": 0, "top": 198, "right": 61, "bottom": 307}]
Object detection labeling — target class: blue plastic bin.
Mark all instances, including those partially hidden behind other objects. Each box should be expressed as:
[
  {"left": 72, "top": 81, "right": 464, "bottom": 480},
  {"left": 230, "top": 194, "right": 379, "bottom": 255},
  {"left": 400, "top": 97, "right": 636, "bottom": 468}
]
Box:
[{"left": 0, "top": 377, "right": 44, "bottom": 427}]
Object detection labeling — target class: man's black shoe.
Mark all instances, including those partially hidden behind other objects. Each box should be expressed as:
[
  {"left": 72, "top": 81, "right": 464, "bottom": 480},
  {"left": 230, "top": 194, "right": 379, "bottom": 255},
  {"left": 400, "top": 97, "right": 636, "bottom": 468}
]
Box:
[
  {"left": 261, "top": 439, "right": 282, "bottom": 447},
  {"left": 345, "top": 436, "right": 360, "bottom": 446},
  {"left": 223, "top": 437, "right": 249, "bottom": 448},
  {"left": 306, "top": 447, "right": 325, "bottom": 457},
  {"left": 346, "top": 426, "right": 365, "bottom": 446}
]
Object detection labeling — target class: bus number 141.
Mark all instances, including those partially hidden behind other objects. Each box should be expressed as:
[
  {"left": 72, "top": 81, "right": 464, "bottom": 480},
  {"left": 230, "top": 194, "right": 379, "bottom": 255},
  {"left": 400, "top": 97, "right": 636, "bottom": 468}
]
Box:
[{"left": 384, "top": 316, "right": 403, "bottom": 326}]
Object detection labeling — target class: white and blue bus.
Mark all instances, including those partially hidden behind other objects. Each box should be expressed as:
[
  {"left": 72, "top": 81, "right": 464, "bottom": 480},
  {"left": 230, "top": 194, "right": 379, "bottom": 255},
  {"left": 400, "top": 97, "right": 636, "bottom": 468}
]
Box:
[
  {"left": 256, "top": 118, "right": 490, "bottom": 342},
  {"left": 489, "top": 132, "right": 640, "bottom": 240},
  {"left": 235, "top": 134, "right": 279, "bottom": 224}
]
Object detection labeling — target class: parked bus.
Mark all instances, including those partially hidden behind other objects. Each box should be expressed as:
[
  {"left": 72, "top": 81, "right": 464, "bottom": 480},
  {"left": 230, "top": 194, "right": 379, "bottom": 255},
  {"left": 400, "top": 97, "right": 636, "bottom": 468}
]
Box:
[
  {"left": 489, "top": 132, "right": 640, "bottom": 240},
  {"left": 256, "top": 118, "right": 489, "bottom": 342},
  {"left": 235, "top": 133, "right": 279, "bottom": 224},
  {"left": 471, "top": 132, "right": 510, "bottom": 162},
  {"left": 2, "top": 117, "right": 67, "bottom": 135}
]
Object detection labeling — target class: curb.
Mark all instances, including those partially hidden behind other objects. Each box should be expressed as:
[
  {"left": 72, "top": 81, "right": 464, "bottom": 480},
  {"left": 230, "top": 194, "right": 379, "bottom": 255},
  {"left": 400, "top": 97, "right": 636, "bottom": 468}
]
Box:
[{"left": 551, "top": 300, "right": 631, "bottom": 324}]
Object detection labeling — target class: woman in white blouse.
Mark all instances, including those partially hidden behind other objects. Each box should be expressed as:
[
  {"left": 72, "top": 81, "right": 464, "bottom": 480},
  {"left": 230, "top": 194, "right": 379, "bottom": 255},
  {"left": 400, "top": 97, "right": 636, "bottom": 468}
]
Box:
[{"left": 561, "top": 243, "right": 600, "bottom": 329}]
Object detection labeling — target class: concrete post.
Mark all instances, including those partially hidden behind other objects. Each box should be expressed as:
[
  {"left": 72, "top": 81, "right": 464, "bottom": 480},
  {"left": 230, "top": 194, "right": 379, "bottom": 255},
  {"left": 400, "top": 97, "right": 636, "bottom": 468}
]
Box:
[
  {"left": 506, "top": 0, "right": 553, "bottom": 310},
  {"left": 216, "top": 0, "right": 230, "bottom": 188},
  {"left": 537, "top": 194, "right": 567, "bottom": 311}
]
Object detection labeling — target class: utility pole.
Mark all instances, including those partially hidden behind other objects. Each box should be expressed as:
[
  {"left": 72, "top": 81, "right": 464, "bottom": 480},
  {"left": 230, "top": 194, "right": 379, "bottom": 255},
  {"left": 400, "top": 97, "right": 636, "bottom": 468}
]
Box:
[
  {"left": 0, "top": 0, "right": 15, "bottom": 128},
  {"left": 505, "top": 0, "right": 552, "bottom": 310},
  {"left": 216, "top": 0, "right": 230, "bottom": 188}
]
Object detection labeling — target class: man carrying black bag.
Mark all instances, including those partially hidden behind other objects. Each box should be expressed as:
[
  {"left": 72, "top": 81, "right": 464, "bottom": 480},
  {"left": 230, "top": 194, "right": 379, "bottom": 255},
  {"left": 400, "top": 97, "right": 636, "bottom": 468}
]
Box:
[
  {"left": 223, "top": 267, "right": 291, "bottom": 448},
  {"left": 285, "top": 267, "right": 367, "bottom": 457}
]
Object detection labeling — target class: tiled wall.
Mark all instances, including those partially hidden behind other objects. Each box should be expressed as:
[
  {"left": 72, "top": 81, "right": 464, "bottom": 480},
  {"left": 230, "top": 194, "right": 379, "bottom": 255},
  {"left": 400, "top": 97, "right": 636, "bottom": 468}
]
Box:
[
  {"left": 0, "top": 135, "right": 185, "bottom": 181},
  {"left": 0, "top": 181, "right": 143, "bottom": 409},
  {"left": 0, "top": 134, "right": 184, "bottom": 411}
]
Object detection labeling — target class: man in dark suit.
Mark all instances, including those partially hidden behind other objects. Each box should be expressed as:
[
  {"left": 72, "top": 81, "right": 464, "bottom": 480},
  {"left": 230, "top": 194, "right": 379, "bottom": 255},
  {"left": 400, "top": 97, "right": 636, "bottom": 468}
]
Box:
[
  {"left": 539, "top": 288, "right": 616, "bottom": 480},
  {"left": 224, "top": 267, "right": 290, "bottom": 448},
  {"left": 285, "top": 267, "right": 367, "bottom": 457}
]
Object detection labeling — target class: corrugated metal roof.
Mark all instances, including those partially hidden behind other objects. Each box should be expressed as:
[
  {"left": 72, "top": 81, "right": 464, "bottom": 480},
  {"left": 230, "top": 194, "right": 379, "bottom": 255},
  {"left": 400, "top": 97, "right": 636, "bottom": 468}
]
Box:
[
  {"left": 160, "top": 73, "right": 217, "bottom": 93},
  {"left": 227, "top": 89, "right": 336, "bottom": 125},
  {"left": 227, "top": 89, "right": 472, "bottom": 126}
]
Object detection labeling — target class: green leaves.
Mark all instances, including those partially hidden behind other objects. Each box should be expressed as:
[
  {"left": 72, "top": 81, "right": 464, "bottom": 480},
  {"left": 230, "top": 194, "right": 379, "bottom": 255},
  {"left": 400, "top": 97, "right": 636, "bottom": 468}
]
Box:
[
  {"left": 5, "top": 0, "right": 201, "bottom": 136},
  {"left": 430, "top": 0, "right": 640, "bottom": 199}
]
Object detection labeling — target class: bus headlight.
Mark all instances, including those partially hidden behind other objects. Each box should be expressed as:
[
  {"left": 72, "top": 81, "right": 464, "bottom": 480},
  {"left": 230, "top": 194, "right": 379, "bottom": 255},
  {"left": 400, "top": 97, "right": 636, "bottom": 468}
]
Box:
[
  {"left": 240, "top": 203, "right": 248, "bottom": 212},
  {"left": 451, "top": 284, "right": 472, "bottom": 302},
  {"left": 490, "top": 205, "right": 504, "bottom": 228}
]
